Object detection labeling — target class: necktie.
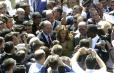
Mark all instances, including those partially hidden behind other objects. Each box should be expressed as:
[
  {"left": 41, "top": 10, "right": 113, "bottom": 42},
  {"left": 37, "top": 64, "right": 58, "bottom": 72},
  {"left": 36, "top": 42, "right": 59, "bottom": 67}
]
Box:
[{"left": 48, "top": 35, "right": 52, "bottom": 44}]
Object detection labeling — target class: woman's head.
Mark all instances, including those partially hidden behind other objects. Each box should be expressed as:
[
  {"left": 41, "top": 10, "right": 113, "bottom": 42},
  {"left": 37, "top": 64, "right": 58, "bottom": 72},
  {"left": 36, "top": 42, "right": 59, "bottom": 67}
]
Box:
[
  {"left": 57, "top": 25, "right": 70, "bottom": 42},
  {"left": 98, "top": 20, "right": 112, "bottom": 34}
]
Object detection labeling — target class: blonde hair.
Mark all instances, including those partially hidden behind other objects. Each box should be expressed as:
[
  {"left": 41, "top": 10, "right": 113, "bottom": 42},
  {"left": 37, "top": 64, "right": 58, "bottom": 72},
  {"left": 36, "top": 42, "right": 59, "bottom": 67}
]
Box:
[
  {"left": 98, "top": 20, "right": 112, "bottom": 33},
  {"left": 77, "top": 15, "right": 85, "bottom": 24}
]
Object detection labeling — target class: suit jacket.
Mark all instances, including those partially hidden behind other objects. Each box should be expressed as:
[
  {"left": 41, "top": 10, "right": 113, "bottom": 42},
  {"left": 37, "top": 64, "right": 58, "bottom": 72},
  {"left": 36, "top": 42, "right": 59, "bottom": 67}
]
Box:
[{"left": 37, "top": 32, "right": 56, "bottom": 48}]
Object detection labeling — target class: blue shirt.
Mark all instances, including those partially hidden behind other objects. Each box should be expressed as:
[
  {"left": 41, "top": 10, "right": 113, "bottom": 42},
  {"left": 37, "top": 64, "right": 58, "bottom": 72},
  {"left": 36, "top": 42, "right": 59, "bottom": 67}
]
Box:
[
  {"left": 38, "top": 65, "right": 74, "bottom": 73},
  {"left": 28, "top": 62, "right": 43, "bottom": 73}
]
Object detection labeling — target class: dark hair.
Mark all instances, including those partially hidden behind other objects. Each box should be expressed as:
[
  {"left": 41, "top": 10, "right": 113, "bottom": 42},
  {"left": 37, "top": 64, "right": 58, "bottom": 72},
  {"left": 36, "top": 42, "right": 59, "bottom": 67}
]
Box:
[
  {"left": 5, "top": 32, "right": 19, "bottom": 42},
  {"left": 15, "top": 50, "right": 26, "bottom": 63},
  {"left": 87, "top": 24, "right": 97, "bottom": 33},
  {"left": 82, "top": 0, "right": 92, "bottom": 7},
  {"left": 15, "top": 3, "right": 22, "bottom": 9},
  {"left": 87, "top": 24, "right": 98, "bottom": 38},
  {"left": 31, "top": 40, "right": 44, "bottom": 52},
  {"left": 79, "top": 39, "right": 90, "bottom": 48},
  {"left": 32, "top": 12, "right": 42, "bottom": 19},
  {"left": 85, "top": 55, "right": 97, "bottom": 69},
  {"left": 99, "top": 0, "right": 107, "bottom": 2},
  {"left": 13, "top": 65, "right": 26, "bottom": 73},
  {"left": 5, "top": 33, "right": 13, "bottom": 42},
  {"left": 4, "top": 41, "right": 14, "bottom": 53},
  {"left": 0, "top": 29, "right": 11, "bottom": 37},
  {"left": 53, "top": 6, "right": 63, "bottom": 16}
]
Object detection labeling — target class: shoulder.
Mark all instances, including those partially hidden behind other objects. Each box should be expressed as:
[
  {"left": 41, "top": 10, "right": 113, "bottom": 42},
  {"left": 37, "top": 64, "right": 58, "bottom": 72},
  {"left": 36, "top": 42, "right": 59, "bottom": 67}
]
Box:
[{"left": 37, "top": 32, "right": 44, "bottom": 39}]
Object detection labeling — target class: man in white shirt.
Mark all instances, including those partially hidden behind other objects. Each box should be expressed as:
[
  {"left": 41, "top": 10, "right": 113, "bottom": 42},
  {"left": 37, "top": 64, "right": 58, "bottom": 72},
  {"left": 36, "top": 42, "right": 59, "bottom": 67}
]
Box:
[{"left": 71, "top": 47, "right": 108, "bottom": 73}]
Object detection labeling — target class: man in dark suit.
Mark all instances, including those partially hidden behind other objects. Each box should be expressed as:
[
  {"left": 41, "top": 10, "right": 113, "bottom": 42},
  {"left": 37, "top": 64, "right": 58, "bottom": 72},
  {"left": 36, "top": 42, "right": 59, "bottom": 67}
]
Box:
[{"left": 37, "top": 20, "right": 55, "bottom": 48}]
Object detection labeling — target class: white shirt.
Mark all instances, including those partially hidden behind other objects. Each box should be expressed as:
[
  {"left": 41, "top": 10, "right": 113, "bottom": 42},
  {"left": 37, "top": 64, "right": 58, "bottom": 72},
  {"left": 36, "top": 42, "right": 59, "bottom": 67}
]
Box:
[
  {"left": 72, "top": 61, "right": 108, "bottom": 73},
  {"left": 92, "top": 35, "right": 99, "bottom": 49},
  {"left": 86, "top": 68, "right": 107, "bottom": 73},
  {"left": 28, "top": 62, "right": 43, "bottom": 73}
]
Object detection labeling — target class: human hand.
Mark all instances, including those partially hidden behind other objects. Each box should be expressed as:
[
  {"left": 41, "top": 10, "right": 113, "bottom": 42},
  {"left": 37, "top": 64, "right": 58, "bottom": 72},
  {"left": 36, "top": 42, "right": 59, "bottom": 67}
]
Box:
[
  {"left": 78, "top": 47, "right": 88, "bottom": 55},
  {"left": 58, "top": 56, "right": 66, "bottom": 66},
  {"left": 44, "top": 55, "right": 52, "bottom": 66},
  {"left": 90, "top": 49, "right": 97, "bottom": 57}
]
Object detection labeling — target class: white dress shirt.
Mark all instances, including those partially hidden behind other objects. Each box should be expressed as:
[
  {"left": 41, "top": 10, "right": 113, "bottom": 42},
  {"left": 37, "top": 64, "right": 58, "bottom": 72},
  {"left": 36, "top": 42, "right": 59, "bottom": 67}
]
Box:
[{"left": 92, "top": 35, "right": 99, "bottom": 49}]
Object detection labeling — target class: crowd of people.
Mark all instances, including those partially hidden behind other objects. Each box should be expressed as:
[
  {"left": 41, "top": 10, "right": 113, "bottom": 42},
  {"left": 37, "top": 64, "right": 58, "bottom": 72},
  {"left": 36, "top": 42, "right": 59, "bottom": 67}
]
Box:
[{"left": 0, "top": 0, "right": 114, "bottom": 73}]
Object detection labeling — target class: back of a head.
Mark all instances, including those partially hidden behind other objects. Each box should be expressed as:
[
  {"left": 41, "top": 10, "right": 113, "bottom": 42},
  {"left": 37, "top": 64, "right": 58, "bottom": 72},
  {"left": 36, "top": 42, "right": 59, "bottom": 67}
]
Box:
[
  {"left": 15, "top": 50, "right": 26, "bottom": 63},
  {"left": 32, "top": 12, "right": 42, "bottom": 19},
  {"left": 39, "top": 46, "right": 50, "bottom": 58},
  {"left": 48, "top": 55, "right": 59, "bottom": 70},
  {"left": 29, "top": 37, "right": 44, "bottom": 52},
  {"left": 51, "top": 44, "right": 63, "bottom": 56},
  {"left": 87, "top": 24, "right": 98, "bottom": 38},
  {"left": 34, "top": 49, "right": 45, "bottom": 61},
  {"left": 13, "top": 64, "right": 26, "bottom": 73},
  {"left": 78, "top": 21, "right": 87, "bottom": 27},
  {"left": 4, "top": 41, "right": 14, "bottom": 53},
  {"left": 0, "top": 29, "right": 11, "bottom": 37},
  {"left": 87, "top": 24, "right": 97, "bottom": 33},
  {"left": 85, "top": 54, "right": 97, "bottom": 69},
  {"left": 79, "top": 38, "right": 90, "bottom": 48},
  {"left": 2, "top": 58, "right": 16, "bottom": 71}
]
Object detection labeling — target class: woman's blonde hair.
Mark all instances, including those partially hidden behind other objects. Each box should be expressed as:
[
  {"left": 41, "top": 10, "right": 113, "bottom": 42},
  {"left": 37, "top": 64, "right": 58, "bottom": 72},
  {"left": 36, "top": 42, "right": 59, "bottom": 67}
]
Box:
[{"left": 98, "top": 20, "right": 112, "bottom": 34}]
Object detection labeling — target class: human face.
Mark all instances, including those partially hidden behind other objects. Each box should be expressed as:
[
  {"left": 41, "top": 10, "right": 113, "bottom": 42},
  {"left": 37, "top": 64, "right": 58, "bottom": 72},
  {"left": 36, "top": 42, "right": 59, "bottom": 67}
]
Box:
[
  {"left": 47, "top": 13, "right": 54, "bottom": 23},
  {"left": 60, "top": 30, "right": 67, "bottom": 40},
  {"left": 26, "top": 26, "right": 32, "bottom": 33},
  {"left": 53, "top": 10, "right": 60, "bottom": 19},
  {"left": 33, "top": 16, "right": 41, "bottom": 24},
  {"left": 91, "top": 11, "right": 101, "bottom": 22},
  {"left": 12, "top": 35, "right": 19, "bottom": 45},
  {"left": 24, "top": 6, "right": 30, "bottom": 15},
  {"left": 73, "top": 17, "right": 78, "bottom": 28},
  {"left": 43, "top": 23, "right": 52, "bottom": 34},
  {"left": 78, "top": 24, "right": 87, "bottom": 36},
  {"left": 0, "top": 22, "right": 4, "bottom": 31},
  {"left": 6, "top": 18, "right": 13, "bottom": 29},
  {"left": 111, "top": 2, "right": 114, "bottom": 10},
  {"left": 100, "top": 0, "right": 107, "bottom": 7},
  {"left": 17, "top": 11, "right": 25, "bottom": 21}
]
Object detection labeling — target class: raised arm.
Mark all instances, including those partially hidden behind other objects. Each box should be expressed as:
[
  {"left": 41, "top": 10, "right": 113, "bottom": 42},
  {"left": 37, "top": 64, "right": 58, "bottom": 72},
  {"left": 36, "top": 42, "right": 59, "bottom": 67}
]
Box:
[{"left": 92, "top": 50, "right": 106, "bottom": 69}]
